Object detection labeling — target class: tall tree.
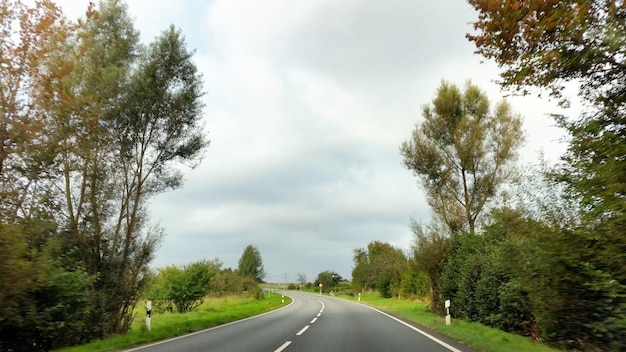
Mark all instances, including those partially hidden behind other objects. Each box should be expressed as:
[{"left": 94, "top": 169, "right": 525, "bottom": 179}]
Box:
[
  {"left": 0, "top": 2, "right": 96, "bottom": 350},
  {"left": 351, "top": 247, "right": 369, "bottom": 292},
  {"left": 410, "top": 220, "right": 450, "bottom": 315},
  {"left": 0, "top": 0, "right": 67, "bottom": 221},
  {"left": 238, "top": 245, "right": 266, "bottom": 283},
  {"left": 400, "top": 81, "right": 524, "bottom": 234},
  {"left": 103, "top": 22, "right": 206, "bottom": 334},
  {"left": 467, "top": 0, "right": 625, "bottom": 249},
  {"left": 49, "top": 0, "right": 145, "bottom": 337},
  {"left": 467, "top": 1, "right": 625, "bottom": 237},
  {"left": 468, "top": 2, "right": 626, "bottom": 349},
  {"left": 47, "top": 0, "right": 206, "bottom": 337},
  {"left": 296, "top": 272, "right": 307, "bottom": 288}
]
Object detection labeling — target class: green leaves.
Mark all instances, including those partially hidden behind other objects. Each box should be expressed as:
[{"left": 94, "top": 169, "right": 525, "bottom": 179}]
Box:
[
  {"left": 401, "top": 81, "right": 524, "bottom": 234},
  {"left": 237, "top": 245, "right": 266, "bottom": 283},
  {"left": 148, "top": 260, "right": 221, "bottom": 313},
  {"left": 351, "top": 241, "right": 407, "bottom": 298},
  {"left": 440, "top": 209, "right": 541, "bottom": 339},
  {"left": 0, "top": 220, "right": 94, "bottom": 351},
  {"left": 314, "top": 270, "right": 344, "bottom": 292}
]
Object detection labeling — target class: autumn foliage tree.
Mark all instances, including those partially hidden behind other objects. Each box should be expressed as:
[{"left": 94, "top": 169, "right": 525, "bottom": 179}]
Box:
[
  {"left": 467, "top": 0, "right": 626, "bottom": 114},
  {"left": 0, "top": 2, "right": 94, "bottom": 350},
  {"left": 0, "top": 0, "right": 68, "bottom": 220}
]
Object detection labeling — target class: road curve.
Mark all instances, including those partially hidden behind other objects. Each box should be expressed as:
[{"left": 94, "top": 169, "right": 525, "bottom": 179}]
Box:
[{"left": 127, "top": 291, "right": 476, "bottom": 352}]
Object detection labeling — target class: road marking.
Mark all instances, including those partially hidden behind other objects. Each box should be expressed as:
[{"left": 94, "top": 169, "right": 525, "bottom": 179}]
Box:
[
  {"left": 274, "top": 341, "right": 292, "bottom": 352},
  {"left": 317, "top": 313, "right": 321, "bottom": 317},
  {"left": 316, "top": 299, "right": 325, "bottom": 313},
  {"left": 296, "top": 325, "right": 310, "bottom": 336},
  {"left": 364, "top": 306, "right": 463, "bottom": 352},
  {"left": 310, "top": 317, "right": 318, "bottom": 324},
  {"left": 124, "top": 294, "right": 295, "bottom": 351}
]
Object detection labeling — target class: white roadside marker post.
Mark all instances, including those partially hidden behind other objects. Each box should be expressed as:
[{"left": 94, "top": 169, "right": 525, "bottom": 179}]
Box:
[
  {"left": 358, "top": 292, "right": 361, "bottom": 302},
  {"left": 146, "top": 300, "right": 152, "bottom": 331},
  {"left": 445, "top": 299, "right": 451, "bottom": 326}
]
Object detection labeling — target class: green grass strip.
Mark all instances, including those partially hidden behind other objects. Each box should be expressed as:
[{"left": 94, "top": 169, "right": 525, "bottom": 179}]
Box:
[
  {"left": 55, "top": 294, "right": 291, "bottom": 352},
  {"left": 339, "top": 293, "right": 561, "bottom": 352}
]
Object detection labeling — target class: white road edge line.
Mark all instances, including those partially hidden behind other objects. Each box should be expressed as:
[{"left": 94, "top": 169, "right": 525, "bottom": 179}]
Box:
[
  {"left": 124, "top": 294, "right": 296, "bottom": 351},
  {"left": 296, "top": 325, "right": 310, "bottom": 336},
  {"left": 364, "top": 305, "right": 463, "bottom": 352},
  {"left": 310, "top": 317, "right": 318, "bottom": 324},
  {"left": 274, "top": 341, "right": 292, "bottom": 352}
]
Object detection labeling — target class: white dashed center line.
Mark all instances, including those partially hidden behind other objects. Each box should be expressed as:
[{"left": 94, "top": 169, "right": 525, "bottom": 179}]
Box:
[
  {"left": 296, "top": 325, "right": 310, "bottom": 336},
  {"left": 275, "top": 341, "right": 292, "bottom": 352}
]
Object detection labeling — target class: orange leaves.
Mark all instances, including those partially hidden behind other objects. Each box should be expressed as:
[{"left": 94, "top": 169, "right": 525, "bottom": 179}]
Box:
[
  {"left": 0, "top": 0, "right": 80, "bottom": 218},
  {"left": 467, "top": 0, "right": 623, "bottom": 109}
]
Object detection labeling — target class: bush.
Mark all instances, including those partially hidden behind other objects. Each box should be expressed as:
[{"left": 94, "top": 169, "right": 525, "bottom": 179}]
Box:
[
  {"left": 398, "top": 267, "right": 429, "bottom": 299},
  {"left": 377, "top": 275, "right": 393, "bottom": 298},
  {"left": 147, "top": 260, "right": 220, "bottom": 313}
]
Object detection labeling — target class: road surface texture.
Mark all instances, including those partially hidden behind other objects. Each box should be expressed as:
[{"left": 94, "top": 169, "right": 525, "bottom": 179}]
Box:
[{"left": 127, "top": 291, "right": 476, "bottom": 352}]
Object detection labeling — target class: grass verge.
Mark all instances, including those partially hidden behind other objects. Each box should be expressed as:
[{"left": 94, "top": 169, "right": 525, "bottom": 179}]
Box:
[
  {"left": 55, "top": 294, "right": 291, "bottom": 352},
  {"left": 339, "top": 293, "right": 561, "bottom": 352}
]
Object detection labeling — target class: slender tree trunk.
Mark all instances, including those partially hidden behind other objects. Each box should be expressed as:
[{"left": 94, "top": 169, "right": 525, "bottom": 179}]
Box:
[{"left": 461, "top": 168, "right": 474, "bottom": 233}]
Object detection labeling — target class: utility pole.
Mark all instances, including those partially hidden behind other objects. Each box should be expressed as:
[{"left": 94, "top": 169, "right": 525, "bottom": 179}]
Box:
[{"left": 282, "top": 271, "right": 289, "bottom": 290}]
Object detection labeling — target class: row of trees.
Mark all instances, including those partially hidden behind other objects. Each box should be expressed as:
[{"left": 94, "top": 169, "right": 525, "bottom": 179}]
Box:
[
  {"left": 350, "top": 76, "right": 622, "bottom": 350},
  {"left": 364, "top": 1, "right": 625, "bottom": 350},
  {"left": 352, "top": 241, "right": 412, "bottom": 298},
  {"left": 0, "top": 0, "right": 207, "bottom": 350}
]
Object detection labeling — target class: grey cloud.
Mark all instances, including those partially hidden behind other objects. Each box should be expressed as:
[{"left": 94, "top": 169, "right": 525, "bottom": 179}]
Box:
[{"left": 269, "top": 1, "right": 476, "bottom": 82}]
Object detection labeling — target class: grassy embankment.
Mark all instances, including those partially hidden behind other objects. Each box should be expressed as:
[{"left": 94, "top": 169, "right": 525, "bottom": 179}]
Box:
[
  {"left": 339, "top": 292, "right": 561, "bottom": 352},
  {"left": 55, "top": 293, "right": 290, "bottom": 352}
]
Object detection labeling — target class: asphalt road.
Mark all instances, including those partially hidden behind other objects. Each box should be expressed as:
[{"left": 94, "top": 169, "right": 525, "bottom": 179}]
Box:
[{"left": 127, "top": 291, "right": 476, "bottom": 352}]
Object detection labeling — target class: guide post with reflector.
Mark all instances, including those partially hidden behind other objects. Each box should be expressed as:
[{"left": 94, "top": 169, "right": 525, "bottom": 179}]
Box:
[{"left": 146, "top": 300, "right": 152, "bottom": 331}]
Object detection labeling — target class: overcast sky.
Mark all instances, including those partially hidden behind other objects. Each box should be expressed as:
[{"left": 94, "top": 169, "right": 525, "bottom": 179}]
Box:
[{"left": 57, "top": 0, "right": 576, "bottom": 282}]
